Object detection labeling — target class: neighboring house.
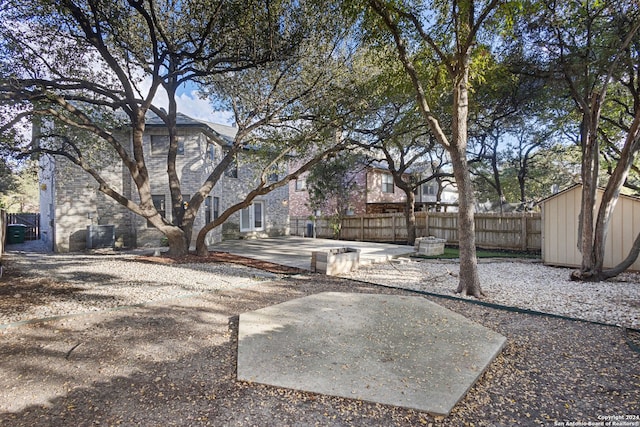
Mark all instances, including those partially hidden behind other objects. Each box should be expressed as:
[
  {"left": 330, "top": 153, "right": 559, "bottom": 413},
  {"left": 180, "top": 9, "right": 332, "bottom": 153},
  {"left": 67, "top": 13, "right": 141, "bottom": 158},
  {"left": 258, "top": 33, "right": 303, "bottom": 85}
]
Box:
[
  {"left": 289, "top": 162, "right": 458, "bottom": 218},
  {"left": 38, "top": 112, "right": 289, "bottom": 252}
]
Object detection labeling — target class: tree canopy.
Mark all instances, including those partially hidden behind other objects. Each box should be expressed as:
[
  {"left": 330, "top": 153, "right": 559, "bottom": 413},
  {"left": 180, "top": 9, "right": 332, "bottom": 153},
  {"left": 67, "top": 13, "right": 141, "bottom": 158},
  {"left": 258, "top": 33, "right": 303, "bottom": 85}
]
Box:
[
  {"left": 0, "top": 0, "right": 357, "bottom": 256},
  {"left": 1, "top": 0, "right": 639, "bottom": 282}
]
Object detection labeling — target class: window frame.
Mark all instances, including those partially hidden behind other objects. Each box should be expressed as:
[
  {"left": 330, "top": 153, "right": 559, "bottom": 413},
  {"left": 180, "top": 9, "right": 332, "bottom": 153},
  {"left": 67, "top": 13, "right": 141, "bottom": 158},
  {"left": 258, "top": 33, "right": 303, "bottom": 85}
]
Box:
[
  {"left": 240, "top": 201, "right": 265, "bottom": 232},
  {"left": 295, "top": 178, "right": 307, "bottom": 191},
  {"left": 422, "top": 183, "right": 436, "bottom": 196},
  {"left": 150, "top": 135, "right": 184, "bottom": 156},
  {"left": 207, "top": 144, "right": 216, "bottom": 161},
  {"left": 381, "top": 173, "right": 394, "bottom": 194},
  {"left": 150, "top": 135, "right": 168, "bottom": 155}
]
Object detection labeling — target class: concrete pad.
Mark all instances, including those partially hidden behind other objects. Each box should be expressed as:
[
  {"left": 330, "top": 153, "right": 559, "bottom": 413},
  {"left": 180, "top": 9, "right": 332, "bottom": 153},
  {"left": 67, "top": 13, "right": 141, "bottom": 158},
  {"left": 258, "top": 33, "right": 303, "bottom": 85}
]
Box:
[
  {"left": 237, "top": 292, "right": 506, "bottom": 415},
  {"left": 211, "top": 236, "right": 414, "bottom": 270}
]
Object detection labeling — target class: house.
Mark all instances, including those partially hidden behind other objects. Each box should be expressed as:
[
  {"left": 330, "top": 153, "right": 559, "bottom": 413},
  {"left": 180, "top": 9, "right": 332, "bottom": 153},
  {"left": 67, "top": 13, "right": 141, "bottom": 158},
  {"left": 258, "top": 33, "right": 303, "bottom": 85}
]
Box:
[
  {"left": 289, "top": 161, "right": 458, "bottom": 218},
  {"left": 540, "top": 184, "right": 640, "bottom": 271},
  {"left": 38, "top": 112, "right": 289, "bottom": 252}
]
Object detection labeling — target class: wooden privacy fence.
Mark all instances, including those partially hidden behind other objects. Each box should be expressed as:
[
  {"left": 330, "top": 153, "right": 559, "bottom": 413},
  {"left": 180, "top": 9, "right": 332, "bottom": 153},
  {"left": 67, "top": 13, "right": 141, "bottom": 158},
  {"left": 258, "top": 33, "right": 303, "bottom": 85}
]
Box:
[
  {"left": 291, "top": 211, "right": 541, "bottom": 251},
  {"left": 0, "top": 210, "right": 6, "bottom": 259},
  {"left": 6, "top": 213, "right": 40, "bottom": 241}
]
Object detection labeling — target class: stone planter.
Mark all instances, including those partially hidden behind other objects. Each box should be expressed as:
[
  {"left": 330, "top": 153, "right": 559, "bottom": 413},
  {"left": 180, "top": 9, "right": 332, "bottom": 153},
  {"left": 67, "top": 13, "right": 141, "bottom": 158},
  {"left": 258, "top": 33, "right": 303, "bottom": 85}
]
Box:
[
  {"left": 311, "top": 247, "right": 360, "bottom": 275},
  {"left": 416, "top": 237, "right": 446, "bottom": 256}
]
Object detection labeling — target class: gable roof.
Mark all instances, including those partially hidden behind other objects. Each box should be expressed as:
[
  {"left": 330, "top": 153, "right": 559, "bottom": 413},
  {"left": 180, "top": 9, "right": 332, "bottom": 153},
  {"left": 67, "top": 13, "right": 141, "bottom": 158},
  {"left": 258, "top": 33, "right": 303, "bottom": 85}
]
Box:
[
  {"left": 145, "top": 112, "right": 237, "bottom": 147},
  {"left": 539, "top": 183, "right": 640, "bottom": 204}
]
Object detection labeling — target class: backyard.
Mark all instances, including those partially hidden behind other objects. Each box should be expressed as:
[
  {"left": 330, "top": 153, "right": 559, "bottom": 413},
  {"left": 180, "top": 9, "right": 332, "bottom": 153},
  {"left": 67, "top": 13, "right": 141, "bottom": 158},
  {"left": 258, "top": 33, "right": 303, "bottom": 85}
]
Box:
[{"left": 0, "top": 246, "right": 639, "bottom": 426}]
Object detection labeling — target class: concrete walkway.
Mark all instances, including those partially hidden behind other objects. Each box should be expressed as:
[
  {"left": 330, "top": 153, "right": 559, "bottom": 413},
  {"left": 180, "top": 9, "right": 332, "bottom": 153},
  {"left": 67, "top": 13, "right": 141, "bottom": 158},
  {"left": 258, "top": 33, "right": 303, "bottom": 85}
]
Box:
[{"left": 209, "top": 236, "right": 415, "bottom": 270}]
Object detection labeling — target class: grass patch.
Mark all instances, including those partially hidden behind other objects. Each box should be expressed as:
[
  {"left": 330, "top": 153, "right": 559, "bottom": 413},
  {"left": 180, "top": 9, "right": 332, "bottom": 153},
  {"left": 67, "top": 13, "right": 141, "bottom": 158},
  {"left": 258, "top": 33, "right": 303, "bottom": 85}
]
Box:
[{"left": 414, "top": 246, "right": 541, "bottom": 260}]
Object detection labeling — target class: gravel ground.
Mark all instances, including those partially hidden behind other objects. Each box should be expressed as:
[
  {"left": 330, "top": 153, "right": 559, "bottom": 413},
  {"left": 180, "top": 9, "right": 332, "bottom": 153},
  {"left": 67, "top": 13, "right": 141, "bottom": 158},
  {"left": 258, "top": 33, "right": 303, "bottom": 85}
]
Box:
[
  {"left": 1, "top": 250, "right": 639, "bottom": 426},
  {"left": 0, "top": 251, "right": 279, "bottom": 326},
  {"left": 342, "top": 258, "right": 640, "bottom": 329}
]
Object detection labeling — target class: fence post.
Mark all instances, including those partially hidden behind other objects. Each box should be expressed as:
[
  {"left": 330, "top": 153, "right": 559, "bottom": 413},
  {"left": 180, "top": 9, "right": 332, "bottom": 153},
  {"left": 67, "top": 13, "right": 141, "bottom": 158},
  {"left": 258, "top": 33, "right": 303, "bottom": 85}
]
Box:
[
  {"left": 392, "top": 214, "right": 396, "bottom": 242},
  {"left": 425, "top": 212, "right": 429, "bottom": 237},
  {"left": 521, "top": 213, "right": 528, "bottom": 251},
  {"left": 0, "top": 209, "right": 5, "bottom": 259}
]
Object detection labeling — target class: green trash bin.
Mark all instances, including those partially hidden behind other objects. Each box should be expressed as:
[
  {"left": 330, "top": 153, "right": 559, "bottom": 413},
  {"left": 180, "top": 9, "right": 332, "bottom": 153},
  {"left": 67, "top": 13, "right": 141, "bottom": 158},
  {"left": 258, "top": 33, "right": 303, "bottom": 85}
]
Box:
[{"left": 7, "top": 224, "right": 26, "bottom": 244}]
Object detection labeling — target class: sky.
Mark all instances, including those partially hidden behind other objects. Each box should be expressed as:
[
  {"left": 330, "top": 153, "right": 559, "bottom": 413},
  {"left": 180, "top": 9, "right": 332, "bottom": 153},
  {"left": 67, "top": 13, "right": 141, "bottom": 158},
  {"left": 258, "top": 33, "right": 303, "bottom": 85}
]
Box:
[
  {"left": 141, "top": 78, "right": 235, "bottom": 125},
  {"left": 175, "top": 89, "right": 234, "bottom": 125}
]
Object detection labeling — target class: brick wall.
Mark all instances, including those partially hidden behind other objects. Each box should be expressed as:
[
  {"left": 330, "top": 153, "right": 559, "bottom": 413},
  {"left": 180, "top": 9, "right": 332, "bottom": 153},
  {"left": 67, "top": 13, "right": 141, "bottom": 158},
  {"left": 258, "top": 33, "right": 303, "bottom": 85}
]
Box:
[{"left": 366, "top": 168, "right": 407, "bottom": 205}]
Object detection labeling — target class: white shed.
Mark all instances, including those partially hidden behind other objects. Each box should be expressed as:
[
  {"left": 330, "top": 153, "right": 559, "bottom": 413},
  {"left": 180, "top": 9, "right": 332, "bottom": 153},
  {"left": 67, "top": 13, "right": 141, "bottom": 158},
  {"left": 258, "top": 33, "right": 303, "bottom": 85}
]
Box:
[{"left": 541, "top": 184, "right": 640, "bottom": 272}]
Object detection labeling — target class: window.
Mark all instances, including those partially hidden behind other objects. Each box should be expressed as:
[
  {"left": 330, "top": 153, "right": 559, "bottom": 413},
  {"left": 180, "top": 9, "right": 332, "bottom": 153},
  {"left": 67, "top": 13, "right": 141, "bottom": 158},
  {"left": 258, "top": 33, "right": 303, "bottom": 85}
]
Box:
[
  {"left": 148, "top": 195, "right": 166, "bottom": 227},
  {"left": 295, "top": 178, "right": 307, "bottom": 191},
  {"left": 150, "top": 135, "right": 184, "bottom": 155},
  {"left": 204, "top": 196, "right": 220, "bottom": 224},
  {"left": 382, "top": 173, "right": 394, "bottom": 193},
  {"left": 151, "top": 135, "right": 168, "bottom": 155},
  {"left": 176, "top": 137, "right": 184, "bottom": 155},
  {"left": 207, "top": 144, "right": 216, "bottom": 161},
  {"left": 224, "top": 152, "right": 238, "bottom": 178},
  {"left": 240, "top": 201, "right": 264, "bottom": 232},
  {"left": 205, "top": 196, "right": 212, "bottom": 223},
  {"left": 422, "top": 183, "right": 436, "bottom": 196}
]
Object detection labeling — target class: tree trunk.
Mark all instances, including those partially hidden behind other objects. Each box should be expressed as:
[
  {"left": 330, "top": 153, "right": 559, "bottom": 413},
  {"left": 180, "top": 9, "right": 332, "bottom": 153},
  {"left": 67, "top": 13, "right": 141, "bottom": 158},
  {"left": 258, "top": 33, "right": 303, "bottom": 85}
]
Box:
[
  {"left": 451, "top": 148, "right": 482, "bottom": 297},
  {"left": 404, "top": 189, "right": 417, "bottom": 246},
  {"left": 600, "top": 231, "right": 640, "bottom": 280},
  {"left": 591, "top": 109, "right": 640, "bottom": 275},
  {"left": 133, "top": 107, "right": 190, "bottom": 257},
  {"left": 577, "top": 96, "right": 601, "bottom": 278},
  {"left": 451, "top": 60, "right": 483, "bottom": 298},
  {"left": 165, "top": 227, "right": 189, "bottom": 257}
]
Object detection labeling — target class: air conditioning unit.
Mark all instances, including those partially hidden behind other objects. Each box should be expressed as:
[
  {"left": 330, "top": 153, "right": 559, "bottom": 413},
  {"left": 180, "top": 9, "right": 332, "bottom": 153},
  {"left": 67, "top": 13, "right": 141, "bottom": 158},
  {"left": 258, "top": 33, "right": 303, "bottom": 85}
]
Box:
[{"left": 86, "top": 225, "right": 115, "bottom": 249}]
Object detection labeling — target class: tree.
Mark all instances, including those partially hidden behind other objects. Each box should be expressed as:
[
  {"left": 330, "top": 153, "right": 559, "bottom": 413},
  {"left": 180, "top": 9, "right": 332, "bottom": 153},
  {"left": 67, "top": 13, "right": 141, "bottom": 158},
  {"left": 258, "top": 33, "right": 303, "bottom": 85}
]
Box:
[
  {"left": 0, "top": 159, "right": 39, "bottom": 212},
  {"left": 353, "top": 103, "right": 453, "bottom": 245},
  {"left": 468, "top": 60, "right": 522, "bottom": 210},
  {"left": 305, "top": 152, "right": 366, "bottom": 238},
  {"left": 521, "top": 0, "right": 640, "bottom": 280},
  {"left": 358, "top": 0, "right": 513, "bottom": 297},
  {"left": 505, "top": 122, "right": 559, "bottom": 205},
  {"left": 0, "top": 0, "right": 349, "bottom": 256},
  {"left": 0, "top": 158, "right": 17, "bottom": 198},
  {"left": 191, "top": 10, "right": 363, "bottom": 254}
]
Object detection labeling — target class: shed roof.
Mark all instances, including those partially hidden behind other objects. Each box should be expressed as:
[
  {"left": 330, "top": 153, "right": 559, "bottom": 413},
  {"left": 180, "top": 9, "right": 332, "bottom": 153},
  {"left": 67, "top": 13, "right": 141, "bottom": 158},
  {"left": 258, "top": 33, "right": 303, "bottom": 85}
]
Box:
[{"left": 539, "top": 183, "right": 640, "bottom": 205}]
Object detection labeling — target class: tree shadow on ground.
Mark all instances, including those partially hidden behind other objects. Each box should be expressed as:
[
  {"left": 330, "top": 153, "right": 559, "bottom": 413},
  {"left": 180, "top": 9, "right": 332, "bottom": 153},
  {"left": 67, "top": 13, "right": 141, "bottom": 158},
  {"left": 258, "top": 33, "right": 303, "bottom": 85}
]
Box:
[{"left": 0, "top": 276, "right": 638, "bottom": 426}]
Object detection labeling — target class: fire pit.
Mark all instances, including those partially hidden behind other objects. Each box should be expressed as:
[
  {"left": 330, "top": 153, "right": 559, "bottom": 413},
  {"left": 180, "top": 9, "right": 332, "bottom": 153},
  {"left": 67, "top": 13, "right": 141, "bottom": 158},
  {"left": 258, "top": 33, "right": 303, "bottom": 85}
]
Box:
[{"left": 311, "top": 247, "right": 360, "bottom": 275}]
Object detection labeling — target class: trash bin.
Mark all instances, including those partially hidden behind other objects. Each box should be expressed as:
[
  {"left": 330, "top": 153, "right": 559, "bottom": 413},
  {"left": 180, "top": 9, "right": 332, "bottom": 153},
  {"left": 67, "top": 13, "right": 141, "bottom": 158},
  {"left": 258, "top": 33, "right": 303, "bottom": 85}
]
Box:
[
  {"left": 306, "top": 223, "right": 314, "bottom": 238},
  {"left": 7, "top": 224, "right": 27, "bottom": 244}
]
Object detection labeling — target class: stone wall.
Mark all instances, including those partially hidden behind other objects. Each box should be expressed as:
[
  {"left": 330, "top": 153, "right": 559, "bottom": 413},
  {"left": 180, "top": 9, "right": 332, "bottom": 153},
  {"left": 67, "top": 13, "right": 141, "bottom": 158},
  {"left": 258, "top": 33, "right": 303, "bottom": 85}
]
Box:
[
  {"left": 132, "top": 129, "right": 220, "bottom": 248},
  {"left": 219, "top": 150, "right": 289, "bottom": 240},
  {"left": 48, "top": 122, "right": 291, "bottom": 251},
  {"left": 52, "top": 156, "right": 129, "bottom": 252}
]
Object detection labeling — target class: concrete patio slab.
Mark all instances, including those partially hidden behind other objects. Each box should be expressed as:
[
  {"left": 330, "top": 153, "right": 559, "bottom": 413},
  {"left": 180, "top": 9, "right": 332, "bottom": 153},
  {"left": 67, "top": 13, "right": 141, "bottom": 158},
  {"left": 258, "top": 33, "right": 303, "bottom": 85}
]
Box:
[
  {"left": 210, "top": 236, "right": 414, "bottom": 271},
  {"left": 237, "top": 292, "right": 507, "bottom": 415}
]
